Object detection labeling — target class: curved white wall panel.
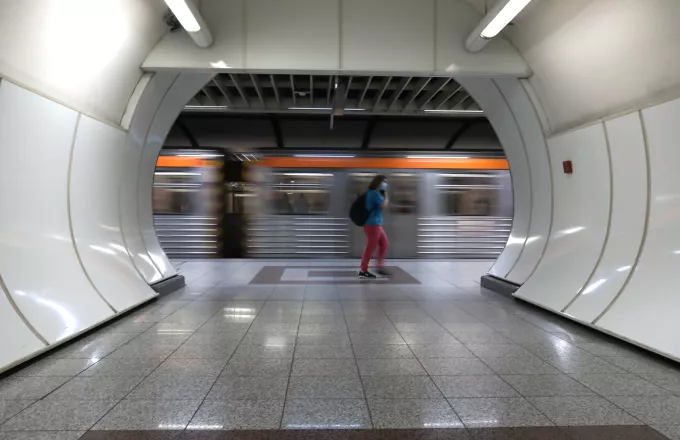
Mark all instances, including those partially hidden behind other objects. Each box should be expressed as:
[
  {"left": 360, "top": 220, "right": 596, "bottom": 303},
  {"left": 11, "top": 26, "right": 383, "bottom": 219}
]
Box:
[
  {"left": 496, "top": 79, "right": 552, "bottom": 285},
  {"left": 121, "top": 73, "right": 178, "bottom": 283},
  {"left": 138, "top": 73, "right": 214, "bottom": 280},
  {"left": 564, "top": 113, "right": 648, "bottom": 323},
  {"left": 456, "top": 78, "right": 531, "bottom": 278},
  {"left": 0, "top": 81, "right": 113, "bottom": 343},
  {"left": 597, "top": 97, "right": 680, "bottom": 360},
  {"left": 70, "top": 115, "right": 158, "bottom": 311},
  {"left": 0, "top": 284, "right": 46, "bottom": 370},
  {"left": 515, "top": 123, "right": 611, "bottom": 312}
]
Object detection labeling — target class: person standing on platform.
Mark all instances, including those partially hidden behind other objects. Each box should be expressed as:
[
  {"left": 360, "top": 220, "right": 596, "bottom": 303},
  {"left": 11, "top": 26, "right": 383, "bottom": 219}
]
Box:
[{"left": 359, "top": 174, "right": 391, "bottom": 279}]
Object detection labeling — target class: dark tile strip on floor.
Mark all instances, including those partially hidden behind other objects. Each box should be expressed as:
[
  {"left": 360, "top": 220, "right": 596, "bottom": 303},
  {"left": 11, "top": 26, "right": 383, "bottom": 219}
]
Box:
[{"left": 81, "top": 426, "right": 670, "bottom": 440}]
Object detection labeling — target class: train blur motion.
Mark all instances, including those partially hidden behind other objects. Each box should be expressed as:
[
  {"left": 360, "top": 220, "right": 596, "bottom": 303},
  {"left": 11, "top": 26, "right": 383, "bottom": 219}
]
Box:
[{"left": 153, "top": 150, "right": 513, "bottom": 260}]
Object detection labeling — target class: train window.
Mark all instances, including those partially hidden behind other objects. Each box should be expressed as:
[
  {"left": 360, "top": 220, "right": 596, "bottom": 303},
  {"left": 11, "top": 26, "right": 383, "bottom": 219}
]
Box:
[
  {"left": 436, "top": 173, "right": 504, "bottom": 216},
  {"left": 267, "top": 172, "right": 333, "bottom": 215},
  {"left": 347, "top": 173, "right": 417, "bottom": 214},
  {"left": 153, "top": 170, "right": 203, "bottom": 214}
]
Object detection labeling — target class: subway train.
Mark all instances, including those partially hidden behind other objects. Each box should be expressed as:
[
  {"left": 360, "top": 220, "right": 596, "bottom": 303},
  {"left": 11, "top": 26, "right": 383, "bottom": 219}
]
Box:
[{"left": 153, "top": 150, "right": 513, "bottom": 260}]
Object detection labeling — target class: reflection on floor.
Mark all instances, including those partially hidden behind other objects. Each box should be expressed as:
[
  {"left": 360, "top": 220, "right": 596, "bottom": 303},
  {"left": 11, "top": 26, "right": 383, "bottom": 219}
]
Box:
[{"left": 0, "top": 260, "right": 679, "bottom": 440}]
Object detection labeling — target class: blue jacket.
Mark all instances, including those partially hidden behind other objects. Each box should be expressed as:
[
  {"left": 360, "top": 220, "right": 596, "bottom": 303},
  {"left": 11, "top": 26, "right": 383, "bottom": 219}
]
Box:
[{"left": 365, "top": 189, "right": 384, "bottom": 226}]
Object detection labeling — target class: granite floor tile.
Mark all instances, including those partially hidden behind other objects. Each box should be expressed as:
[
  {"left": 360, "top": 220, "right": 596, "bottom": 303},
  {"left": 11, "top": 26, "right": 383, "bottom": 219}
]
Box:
[
  {"left": 465, "top": 344, "right": 534, "bottom": 359},
  {"left": 154, "top": 359, "right": 228, "bottom": 377},
  {"left": 529, "top": 396, "right": 642, "bottom": 425},
  {"left": 352, "top": 344, "right": 415, "bottom": 359},
  {"left": 0, "top": 376, "right": 70, "bottom": 400},
  {"left": 296, "top": 334, "right": 352, "bottom": 346},
  {"left": 362, "top": 376, "right": 443, "bottom": 399},
  {"left": 0, "top": 432, "right": 85, "bottom": 440},
  {"left": 409, "top": 344, "right": 475, "bottom": 359},
  {"left": 294, "top": 345, "right": 354, "bottom": 359},
  {"left": 433, "top": 375, "right": 519, "bottom": 398},
  {"left": 298, "top": 323, "right": 348, "bottom": 334},
  {"left": 609, "top": 395, "right": 680, "bottom": 425},
  {"left": 287, "top": 376, "right": 364, "bottom": 399},
  {"left": 420, "top": 358, "right": 495, "bottom": 376},
  {"left": 357, "top": 358, "right": 427, "bottom": 376},
  {"left": 187, "top": 399, "right": 284, "bottom": 430},
  {"left": 49, "top": 375, "right": 145, "bottom": 400},
  {"left": 640, "top": 373, "right": 680, "bottom": 394},
  {"left": 481, "top": 357, "right": 562, "bottom": 375},
  {"left": 127, "top": 374, "right": 216, "bottom": 400},
  {"left": 349, "top": 333, "right": 407, "bottom": 345},
  {"left": 93, "top": 399, "right": 202, "bottom": 430},
  {"left": 207, "top": 376, "right": 288, "bottom": 400},
  {"left": 78, "top": 358, "right": 164, "bottom": 377},
  {"left": 15, "top": 358, "right": 96, "bottom": 377},
  {"left": 291, "top": 359, "right": 358, "bottom": 376},
  {"left": 572, "top": 374, "right": 670, "bottom": 396},
  {"left": 546, "top": 356, "right": 629, "bottom": 375},
  {"left": 281, "top": 399, "right": 371, "bottom": 429},
  {"left": 501, "top": 374, "right": 595, "bottom": 397},
  {"left": 448, "top": 397, "right": 552, "bottom": 428},
  {"left": 1, "top": 398, "right": 117, "bottom": 431},
  {"left": 368, "top": 398, "right": 464, "bottom": 429},
  {"left": 169, "top": 342, "right": 238, "bottom": 360},
  {"left": 106, "top": 343, "right": 177, "bottom": 360},
  {"left": 602, "top": 356, "right": 680, "bottom": 375},
  {"left": 52, "top": 333, "right": 136, "bottom": 360},
  {"left": 399, "top": 332, "right": 460, "bottom": 345},
  {"left": 222, "top": 358, "right": 292, "bottom": 377},
  {"left": 0, "top": 399, "right": 35, "bottom": 424},
  {"left": 240, "top": 332, "right": 298, "bottom": 346},
  {"left": 451, "top": 332, "right": 512, "bottom": 345}
]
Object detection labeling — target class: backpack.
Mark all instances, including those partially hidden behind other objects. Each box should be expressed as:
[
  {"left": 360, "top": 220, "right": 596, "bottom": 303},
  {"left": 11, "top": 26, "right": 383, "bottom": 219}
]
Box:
[{"left": 349, "top": 193, "right": 370, "bottom": 226}]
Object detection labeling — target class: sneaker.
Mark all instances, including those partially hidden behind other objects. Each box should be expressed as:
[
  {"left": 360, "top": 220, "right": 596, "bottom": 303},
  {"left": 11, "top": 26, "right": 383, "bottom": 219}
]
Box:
[
  {"left": 376, "top": 268, "right": 392, "bottom": 277},
  {"left": 358, "top": 271, "right": 377, "bottom": 279}
]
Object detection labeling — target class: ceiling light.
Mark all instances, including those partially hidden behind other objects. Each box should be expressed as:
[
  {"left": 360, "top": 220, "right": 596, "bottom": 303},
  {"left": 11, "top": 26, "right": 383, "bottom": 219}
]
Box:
[
  {"left": 288, "top": 107, "right": 332, "bottom": 111},
  {"left": 407, "top": 156, "right": 470, "bottom": 159},
  {"left": 424, "top": 109, "right": 484, "bottom": 114},
  {"left": 164, "top": 0, "right": 201, "bottom": 32},
  {"left": 344, "top": 108, "right": 367, "bottom": 111},
  {"left": 294, "top": 154, "right": 355, "bottom": 158},
  {"left": 481, "top": 0, "right": 532, "bottom": 39}
]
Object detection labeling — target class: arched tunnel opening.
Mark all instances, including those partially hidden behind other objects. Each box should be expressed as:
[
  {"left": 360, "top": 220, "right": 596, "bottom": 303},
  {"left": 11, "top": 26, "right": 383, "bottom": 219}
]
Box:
[{"left": 0, "top": 0, "right": 680, "bottom": 437}]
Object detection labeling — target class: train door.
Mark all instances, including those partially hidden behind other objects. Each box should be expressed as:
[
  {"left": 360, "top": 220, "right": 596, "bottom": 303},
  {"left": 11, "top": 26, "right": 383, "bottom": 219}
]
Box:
[{"left": 346, "top": 172, "right": 419, "bottom": 259}]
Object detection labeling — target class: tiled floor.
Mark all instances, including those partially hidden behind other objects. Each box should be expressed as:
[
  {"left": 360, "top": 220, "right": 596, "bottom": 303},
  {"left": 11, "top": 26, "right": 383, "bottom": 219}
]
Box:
[{"left": 1, "top": 259, "right": 680, "bottom": 439}]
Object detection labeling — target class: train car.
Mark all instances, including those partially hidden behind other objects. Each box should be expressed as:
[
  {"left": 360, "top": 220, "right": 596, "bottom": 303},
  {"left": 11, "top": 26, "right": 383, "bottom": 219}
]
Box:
[
  {"left": 152, "top": 150, "right": 224, "bottom": 259},
  {"left": 152, "top": 151, "right": 513, "bottom": 260},
  {"left": 246, "top": 154, "right": 513, "bottom": 260}
]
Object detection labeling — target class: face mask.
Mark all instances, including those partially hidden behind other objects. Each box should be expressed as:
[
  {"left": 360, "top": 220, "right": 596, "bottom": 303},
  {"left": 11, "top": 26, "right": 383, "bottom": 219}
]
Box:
[{"left": 379, "top": 182, "right": 388, "bottom": 190}]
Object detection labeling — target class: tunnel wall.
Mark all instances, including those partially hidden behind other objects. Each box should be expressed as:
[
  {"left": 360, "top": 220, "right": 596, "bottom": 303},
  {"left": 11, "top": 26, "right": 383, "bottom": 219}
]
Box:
[{"left": 0, "top": 78, "right": 161, "bottom": 371}]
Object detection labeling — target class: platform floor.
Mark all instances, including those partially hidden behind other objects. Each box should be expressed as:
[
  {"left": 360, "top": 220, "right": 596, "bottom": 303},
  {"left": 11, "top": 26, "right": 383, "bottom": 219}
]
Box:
[{"left": 1, "top": 260, "right": 679, "bottom": 440}]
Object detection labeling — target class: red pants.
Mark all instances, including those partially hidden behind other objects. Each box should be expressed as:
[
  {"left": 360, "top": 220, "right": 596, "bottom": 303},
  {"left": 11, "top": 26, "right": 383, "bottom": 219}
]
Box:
[{"left": 361, "top": 226, "right": 388, "bottom": 272}]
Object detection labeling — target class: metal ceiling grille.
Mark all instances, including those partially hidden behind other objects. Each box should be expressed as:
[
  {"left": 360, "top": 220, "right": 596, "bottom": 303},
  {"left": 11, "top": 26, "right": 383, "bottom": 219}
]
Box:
[{"left": 184, "top": 74, "right": 482, "bottom": 117}]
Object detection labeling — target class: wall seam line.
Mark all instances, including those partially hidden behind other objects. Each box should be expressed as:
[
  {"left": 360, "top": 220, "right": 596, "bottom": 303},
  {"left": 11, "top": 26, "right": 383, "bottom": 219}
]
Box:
[
  {"left": 135, "top": 74, "right": 183, "bottom": 278},
  {"left": 593, "top": 111, "right": 652, "bottom": 324},
  {"left": 561, "top": 122, "right": 615, "bottom": 314},
  {"left": 494, "top": 79, "right": 533, "bottom": 279},
  {"left": 67, "top": 113, "right": 117, "bottom": 313},
  {"left": 0, "top": 83, "right": 49, "bottom": 348}
]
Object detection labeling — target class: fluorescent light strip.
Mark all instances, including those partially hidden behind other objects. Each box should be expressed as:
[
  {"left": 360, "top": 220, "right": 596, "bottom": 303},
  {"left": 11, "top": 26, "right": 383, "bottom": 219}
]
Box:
[
  {"left": 407, "top": 156, "right": 471, "bottom": 159},
  {"left": 184, "top": 105, "right": 229, "bottom": 110},
  {"left": 294, "top": 154, "right": 355, "bottom": 158},
  {"left": 344, "top": 108, "right": 367, "bottom": 111},
  {"left": 288, "top": 107, "right": 332, "bottom": 111},
  {"left": 164, "top": 0, "right": 201, "bottom": 32},
  {"left": 481, "top": 0, "right": 532, "bottom": 38},
  {"left": 424, "top": 109, "right": 484, "bottom": 114}
]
